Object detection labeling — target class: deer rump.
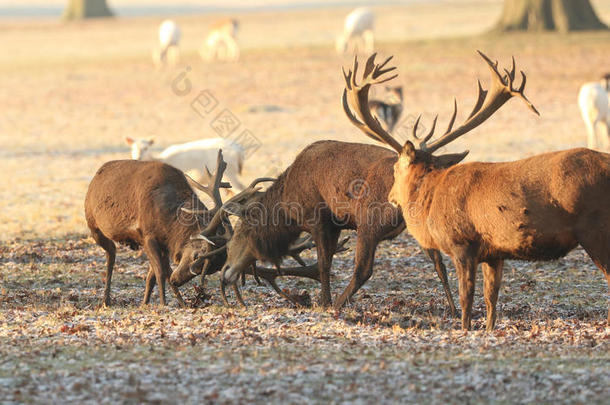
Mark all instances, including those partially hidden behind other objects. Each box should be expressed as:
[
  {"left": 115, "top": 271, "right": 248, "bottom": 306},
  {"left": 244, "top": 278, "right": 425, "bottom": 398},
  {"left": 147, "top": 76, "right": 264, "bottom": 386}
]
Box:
[{"left": 416, "top": 148, "right": 610, "bottom": 262}]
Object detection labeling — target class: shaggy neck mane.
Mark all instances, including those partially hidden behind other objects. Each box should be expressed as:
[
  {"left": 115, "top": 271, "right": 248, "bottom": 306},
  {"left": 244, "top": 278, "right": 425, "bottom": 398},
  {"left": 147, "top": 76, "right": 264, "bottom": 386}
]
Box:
[{"left": 243, "top": 171, "right": 301, "bottom": 263}]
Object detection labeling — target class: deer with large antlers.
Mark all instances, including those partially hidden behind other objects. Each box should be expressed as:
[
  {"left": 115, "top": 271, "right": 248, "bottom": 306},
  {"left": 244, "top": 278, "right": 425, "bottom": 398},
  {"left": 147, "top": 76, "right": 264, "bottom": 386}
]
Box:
[{"left": 344, "top": 52, "right": 610, "bottom": 331}]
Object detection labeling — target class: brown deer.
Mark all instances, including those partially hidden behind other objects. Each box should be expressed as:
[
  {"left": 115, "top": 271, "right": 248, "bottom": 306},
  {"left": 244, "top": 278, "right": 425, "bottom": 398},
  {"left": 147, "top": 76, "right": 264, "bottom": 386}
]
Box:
[
  {"left": 343, "top": 52, "right": 610, "bottom": 331},
  {"left": 84, "top": 151, "right": 249, "bottom": 307},
  {"left": 213, "top": 141, "right": 458, "bottom": 312}
]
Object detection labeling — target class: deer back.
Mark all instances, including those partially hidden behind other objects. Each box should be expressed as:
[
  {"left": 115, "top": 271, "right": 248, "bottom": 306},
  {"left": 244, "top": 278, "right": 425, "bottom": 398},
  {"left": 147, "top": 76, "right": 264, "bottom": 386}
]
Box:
[
  {"left": 279, "top": 140, "right": 401, "bottom": 233},
  {"left": 413, "top": 148, "right": 610, "bottom": 261},
  {"left": 85, "top": 160, "right": 201, "bottom": 252}
]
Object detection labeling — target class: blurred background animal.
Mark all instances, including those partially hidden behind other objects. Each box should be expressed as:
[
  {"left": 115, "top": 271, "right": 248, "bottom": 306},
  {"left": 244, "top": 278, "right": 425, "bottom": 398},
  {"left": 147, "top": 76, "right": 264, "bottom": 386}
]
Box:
[
  {"left": 336, "top": 7, "right": 375, "bottom": 54},
  {"left": 152, "top": 19, "right": 181, "bottom": 67},
  {"left": 369, "top": 86, "right": 403, "bottom": 132},
  {"left": 125, "top": 137, "right": 246, "bottom": 194},
  {"left": 578, "top": 74, "right": 610, "bottom": 150},
  {"left": 200, "top": 19, "right": 240, "bottom": 62}
]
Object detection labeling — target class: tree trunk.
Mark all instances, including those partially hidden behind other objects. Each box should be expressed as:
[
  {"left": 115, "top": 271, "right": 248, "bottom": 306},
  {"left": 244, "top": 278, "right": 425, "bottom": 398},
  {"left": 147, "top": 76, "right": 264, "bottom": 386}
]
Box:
[
  {"left": 63, "top": 0, "right": 113, "bottom": 20},
  {"left": 494, "top": 0, "right": 607, "bottom": 32}
]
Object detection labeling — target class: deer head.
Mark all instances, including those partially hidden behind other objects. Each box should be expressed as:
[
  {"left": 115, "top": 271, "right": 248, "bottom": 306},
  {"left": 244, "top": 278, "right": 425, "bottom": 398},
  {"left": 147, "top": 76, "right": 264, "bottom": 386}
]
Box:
[
  {"left": 125, "top": 137, "right": 155, "bottom": 160},
  {"left": 341, "top": 52, "right": 539, "bottom": 208}
]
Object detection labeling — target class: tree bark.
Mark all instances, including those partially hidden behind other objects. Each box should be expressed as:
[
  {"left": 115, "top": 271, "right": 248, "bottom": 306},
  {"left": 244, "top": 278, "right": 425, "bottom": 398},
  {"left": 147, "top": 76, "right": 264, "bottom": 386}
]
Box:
[
  {"left": 63, "top": 0, "right": 113, "bottom": 20},
  {"left": 494, "top": 0, "right": 607, "bottom": 32}
]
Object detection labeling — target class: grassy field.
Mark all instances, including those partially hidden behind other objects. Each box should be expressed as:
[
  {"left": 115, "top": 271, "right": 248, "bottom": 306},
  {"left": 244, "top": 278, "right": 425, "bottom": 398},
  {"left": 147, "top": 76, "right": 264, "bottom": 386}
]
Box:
[{"left": 1, "top": 1, "right": 610, "bottom": 403}]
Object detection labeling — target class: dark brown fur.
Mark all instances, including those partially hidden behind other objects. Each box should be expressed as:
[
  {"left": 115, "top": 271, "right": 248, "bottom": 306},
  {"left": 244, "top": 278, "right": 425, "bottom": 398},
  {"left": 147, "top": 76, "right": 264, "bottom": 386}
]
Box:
[
  {"left": 390, "top": 146, "right": 610, "bottom": 330},
  {"left": 222, "top": 140, "right": 456, "bottom": 312},
  {"left": 85, "top": 160, "right": 224, "bottom": 306}
]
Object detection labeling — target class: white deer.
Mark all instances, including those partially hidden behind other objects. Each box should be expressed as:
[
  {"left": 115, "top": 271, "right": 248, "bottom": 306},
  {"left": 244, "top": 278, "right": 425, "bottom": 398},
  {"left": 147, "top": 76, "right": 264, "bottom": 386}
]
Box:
[
  {"left": 200, "top": 19, "right": 240, "bottom": 62},
  {"left": 153, "top": 20, "right": 181, "bottom": 67},
  {"left": 336, "top": 8, "right": 375, "bottom": 55},
  {"left": 578, "top": 75, "right": 610, "bottom": 150},
  {"left": 125, "top": 137, "right": 247, "bottom": 194}
]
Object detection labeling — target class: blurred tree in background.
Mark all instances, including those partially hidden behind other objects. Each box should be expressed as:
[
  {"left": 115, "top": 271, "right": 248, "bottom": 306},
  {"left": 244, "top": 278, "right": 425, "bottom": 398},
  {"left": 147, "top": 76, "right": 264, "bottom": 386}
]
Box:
[
  {"left": 63, "top": 0, "right": 114, "bottom": 20},
  {"left": 495, "top": 0, "right": 607, "bottom": 32}
]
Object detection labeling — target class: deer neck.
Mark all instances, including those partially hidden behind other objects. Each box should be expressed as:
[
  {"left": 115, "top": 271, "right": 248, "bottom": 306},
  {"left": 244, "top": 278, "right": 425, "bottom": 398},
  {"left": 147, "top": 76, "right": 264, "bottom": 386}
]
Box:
[
  {"left": 401, "top": 163, "right": 446, "bottom": 250},
  {"left": 140, "top": 150, "right": 159, "bottom": 162},
  {"left": 246, "top": 178, "right": 301, "bottom": 263}
]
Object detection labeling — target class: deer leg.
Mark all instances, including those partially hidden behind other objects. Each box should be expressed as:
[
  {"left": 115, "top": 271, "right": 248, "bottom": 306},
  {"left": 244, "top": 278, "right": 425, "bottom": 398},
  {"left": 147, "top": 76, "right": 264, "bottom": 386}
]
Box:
[
  {"left": 425, "top": 248, "right": 457, "bottom": 318},
  {"left": 334, "top": 234, "right": 376, "bottom": 310},
  {"left": 143, "top": 238, "right": 168, "bottom": 306},
  {"left": 481, "top": 259, "right": 504, "bottom": 332},
  {"left": 452, "top": 252, "right": 478, "bottom": 331},
  {"left": 92, "top": 229, "right": 116, "bottom": 307},
  {"left": 143, "top": 265, "right": 156, "bottom": 305},
  {"left": 312, "top": 227, "right": 341, "bottom": 308}
]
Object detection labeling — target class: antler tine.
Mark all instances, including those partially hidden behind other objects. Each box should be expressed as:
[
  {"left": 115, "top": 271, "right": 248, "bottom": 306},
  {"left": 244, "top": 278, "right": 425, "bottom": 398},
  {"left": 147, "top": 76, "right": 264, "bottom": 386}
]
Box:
[
  {"left": 287, "top": 234, "right": 316, "bottom": 266},
  {"left": 411, "top": 115, "right": 421, "bottom": 139},
  {"left": 513, "top": 71, "right": 539, "bottom": 116},
  {"left": 351, "top": 54, "right": 359, "bottom": 87},
  {"left": 363, "top": 53, "right": 376, "bottom": 80},
  {"left": 445, "top": 98, "right": 458, "bottom": 133},
  {"left": 466, "top": 80, "right": 487, "bottom": 120},
  {"left": 342, "top": 53, "right": 403, "bottom": 153},
  {"left": 423, "top": 50, "right": 539, "bottom": 153},
  {"left": 422, "top": 115, "right": 437, "bottom": 145},
  {"left": 408, "top": 114, "right": 437, "bottom": 150},
  {"left": 478, "top": 50, "right": 506, "bottom": 87},
  {"left": 185, "top": 150, "right": 230, "bottom": 212},
  {"left": 374, "top": 55, "right": 396, "bottom": 78}
]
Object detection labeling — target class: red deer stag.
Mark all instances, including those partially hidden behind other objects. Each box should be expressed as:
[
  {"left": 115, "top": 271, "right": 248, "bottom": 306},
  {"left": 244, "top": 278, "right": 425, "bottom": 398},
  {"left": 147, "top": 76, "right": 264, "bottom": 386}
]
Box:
[
  {"left": 85, "top": 151, "right": 255, "bottom": 307},
  {"left": 214, "top": 144, "right": 458, "bottom": 312},
  {"left": 344, "top": 52, "right": 610, "bottom": 331}
]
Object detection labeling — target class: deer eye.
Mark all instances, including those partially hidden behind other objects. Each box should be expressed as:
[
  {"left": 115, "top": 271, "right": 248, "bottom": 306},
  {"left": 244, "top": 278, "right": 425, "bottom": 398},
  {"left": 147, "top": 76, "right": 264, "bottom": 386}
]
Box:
[{"left": 193, "top": 252, "right": 200, "bottom": 260}]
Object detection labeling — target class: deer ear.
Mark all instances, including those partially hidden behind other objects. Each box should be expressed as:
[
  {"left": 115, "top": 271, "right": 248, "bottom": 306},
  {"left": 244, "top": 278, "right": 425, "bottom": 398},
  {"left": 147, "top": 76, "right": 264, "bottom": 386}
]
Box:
[
  {"left": 435, "top": 151, "right": 469, "bottom": 168},
  {"left": 400, "top": 140, "right": 416, "bottom": 163},
  {"left": 125, "top": 137, "right": 134, "bottom": 146}
]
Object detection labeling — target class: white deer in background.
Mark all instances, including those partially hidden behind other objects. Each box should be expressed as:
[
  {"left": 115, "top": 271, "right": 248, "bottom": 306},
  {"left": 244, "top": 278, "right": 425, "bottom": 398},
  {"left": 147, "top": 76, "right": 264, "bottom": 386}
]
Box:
[
  {"left": 125, "top": 137, "right": 247, "bottom": 194},
  {"left": 578, "top": 74, "right": 610, "bottom": 150},
  {"left": 336, "top": 8, "right": 375, "bottom": 55},
  {"left": 153, "top": 19, "right": 181, "bottom": 67},
  {"left": 200, "top": 19, "right": 240, "bottom": 62}
]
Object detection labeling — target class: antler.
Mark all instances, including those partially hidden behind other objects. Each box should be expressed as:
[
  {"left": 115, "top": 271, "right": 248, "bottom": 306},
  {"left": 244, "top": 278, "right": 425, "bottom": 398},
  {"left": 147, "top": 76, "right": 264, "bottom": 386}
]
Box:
[
  {"left": 287, "top": 234, "right": 315, "bottom": 266},
  {"left": 342, "top": 51, "right": 539, "bottom": 155},
  {"left": 414, "top": 50, "right": 539, "bottom": 153},
  {"left": 184, "top": 150, "right": 231, "bottom": 212},
  {"left": 342, "top": 53, "right": 402, "bottom": 153},
  {"left": 193, "top": 176, "right": 276, "bottom": 239}
]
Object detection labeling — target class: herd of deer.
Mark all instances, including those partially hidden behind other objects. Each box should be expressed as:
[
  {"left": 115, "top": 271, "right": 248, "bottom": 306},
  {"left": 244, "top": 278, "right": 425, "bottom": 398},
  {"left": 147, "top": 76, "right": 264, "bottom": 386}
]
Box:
[
  {"left": 85, "top": 48, "right": 610, "bottom": 331},
  {"left": 153, "top": 7, "right": 377, "bottom": 66}
]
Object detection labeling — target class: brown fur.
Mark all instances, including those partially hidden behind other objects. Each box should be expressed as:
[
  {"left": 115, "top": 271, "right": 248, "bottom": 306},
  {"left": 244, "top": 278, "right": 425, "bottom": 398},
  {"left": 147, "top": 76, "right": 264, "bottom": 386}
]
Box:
[
  {"left": 85, "top": 160, "right": 225, "bottom": 306},
  {"left": 223, "top": 140, "right": 456, "bottom": 312},
  {"left": 390, "top": 147, "right": 610, "bottom": 330}
]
